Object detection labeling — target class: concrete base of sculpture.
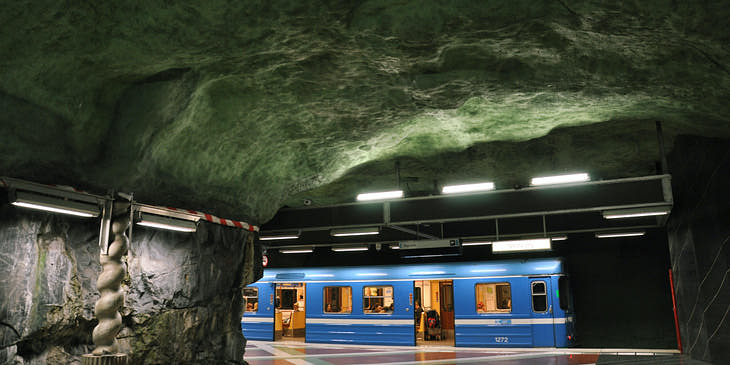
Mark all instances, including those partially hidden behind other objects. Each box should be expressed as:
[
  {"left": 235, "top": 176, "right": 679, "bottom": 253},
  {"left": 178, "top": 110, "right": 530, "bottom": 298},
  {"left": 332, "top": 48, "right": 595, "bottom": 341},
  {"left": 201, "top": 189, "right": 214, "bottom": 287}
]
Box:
[{"left": 81, "top": 354, "right": 128, "bottom": 365}]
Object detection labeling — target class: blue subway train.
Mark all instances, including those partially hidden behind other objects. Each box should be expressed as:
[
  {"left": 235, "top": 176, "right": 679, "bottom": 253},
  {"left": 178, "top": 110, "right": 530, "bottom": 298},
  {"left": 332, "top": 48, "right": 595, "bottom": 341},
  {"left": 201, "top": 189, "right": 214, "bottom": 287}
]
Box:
[{"left": 241, "top": 258, "right": 575, "bottom": 347}]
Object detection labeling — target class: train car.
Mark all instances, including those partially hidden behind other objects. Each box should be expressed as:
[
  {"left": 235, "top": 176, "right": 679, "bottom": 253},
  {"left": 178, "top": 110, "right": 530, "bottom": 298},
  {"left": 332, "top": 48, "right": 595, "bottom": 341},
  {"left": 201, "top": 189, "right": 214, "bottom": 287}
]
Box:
[{"left": 241, "top": 258, "right": 575, "bottom": 347}]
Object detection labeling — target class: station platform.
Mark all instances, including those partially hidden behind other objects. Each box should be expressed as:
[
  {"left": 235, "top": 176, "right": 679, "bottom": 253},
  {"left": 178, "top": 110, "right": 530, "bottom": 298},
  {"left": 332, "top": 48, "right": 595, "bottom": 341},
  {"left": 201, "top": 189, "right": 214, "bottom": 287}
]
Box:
[{"left": 244, "top": 340, "right": 712, "bottom": 365}]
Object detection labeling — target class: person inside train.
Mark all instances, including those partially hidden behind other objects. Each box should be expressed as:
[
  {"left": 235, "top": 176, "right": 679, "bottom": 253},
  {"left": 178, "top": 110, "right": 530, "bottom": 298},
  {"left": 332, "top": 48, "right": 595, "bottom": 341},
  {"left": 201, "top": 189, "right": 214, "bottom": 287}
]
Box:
[
  {"left": 477, "top": 301, "right": 485, "bottom": 312},
  {"left": 414, "top": 301, "right": 424, "bottom": 328},
  {"left": 297, "top": 295, "right": 305, "bottom": 311}
]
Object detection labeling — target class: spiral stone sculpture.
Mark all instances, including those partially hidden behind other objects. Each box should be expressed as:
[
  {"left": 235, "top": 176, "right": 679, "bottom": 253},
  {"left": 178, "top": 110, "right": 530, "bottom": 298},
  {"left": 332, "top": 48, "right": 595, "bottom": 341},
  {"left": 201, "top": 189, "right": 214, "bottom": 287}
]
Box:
[{"left": 85, "top": 216, "right": 129, "bottom": 364}]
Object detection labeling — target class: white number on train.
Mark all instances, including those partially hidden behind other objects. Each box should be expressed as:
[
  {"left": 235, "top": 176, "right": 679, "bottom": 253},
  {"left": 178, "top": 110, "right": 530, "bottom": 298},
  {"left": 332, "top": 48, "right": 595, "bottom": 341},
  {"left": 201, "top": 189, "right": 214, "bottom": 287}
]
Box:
[{"left": 495, "top": 336, "right": 509, "bottom": 343}]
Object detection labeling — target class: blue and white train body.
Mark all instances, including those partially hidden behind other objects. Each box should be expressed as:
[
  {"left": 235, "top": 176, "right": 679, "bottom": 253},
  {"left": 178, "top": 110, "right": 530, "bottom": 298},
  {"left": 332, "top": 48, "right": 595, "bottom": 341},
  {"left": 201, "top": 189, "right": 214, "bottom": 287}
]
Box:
[{"left": 242, "top": 258, "right": 575, "bottom": 347}]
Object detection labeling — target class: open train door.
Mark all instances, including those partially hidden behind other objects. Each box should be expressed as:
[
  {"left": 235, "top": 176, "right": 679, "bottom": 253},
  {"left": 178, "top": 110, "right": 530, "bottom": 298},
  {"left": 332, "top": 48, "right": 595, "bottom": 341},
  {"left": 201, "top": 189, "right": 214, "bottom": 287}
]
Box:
[
  {"left": 241, "top": 283, "right": 275, "bottom": 341},
  {"left": 439, "top": 281, "right": 455, "bottom": 340},
  {"left": 529, "top": 278, "right": 556, "bottom": 346}
]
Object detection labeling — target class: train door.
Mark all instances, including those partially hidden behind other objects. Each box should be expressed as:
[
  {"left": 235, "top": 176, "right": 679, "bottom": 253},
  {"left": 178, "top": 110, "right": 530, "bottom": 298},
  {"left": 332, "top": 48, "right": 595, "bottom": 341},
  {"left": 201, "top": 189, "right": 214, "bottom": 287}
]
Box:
[
  {"left": 241, "top": 283, "right": 275, "bottom": 341},
  {"left": 439, "top": 281, "right": 455, "bottom": 340},
  {"left": 529, "top": 278, "right": 555, "bottom": 346},
  {"left": 414, "top": 280, "right": 454, "bottom": 345},
  {"left": 275, "top": 283, "right": 306, "bottom": 341}
]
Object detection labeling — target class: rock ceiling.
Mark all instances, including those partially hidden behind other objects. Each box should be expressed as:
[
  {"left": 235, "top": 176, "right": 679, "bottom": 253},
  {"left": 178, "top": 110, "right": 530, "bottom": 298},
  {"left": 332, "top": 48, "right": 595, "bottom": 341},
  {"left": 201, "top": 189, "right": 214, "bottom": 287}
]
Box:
[{"left": 1, "top": 1, "right": 728, "bottom": 224}]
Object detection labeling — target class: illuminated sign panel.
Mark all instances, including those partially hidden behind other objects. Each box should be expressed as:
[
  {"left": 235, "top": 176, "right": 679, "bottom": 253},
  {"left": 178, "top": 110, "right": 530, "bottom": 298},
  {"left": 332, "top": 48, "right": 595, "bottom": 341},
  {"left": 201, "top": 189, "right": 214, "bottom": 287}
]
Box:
[{"left": 492, "top": 238, "right": 551, "bottom": 253}]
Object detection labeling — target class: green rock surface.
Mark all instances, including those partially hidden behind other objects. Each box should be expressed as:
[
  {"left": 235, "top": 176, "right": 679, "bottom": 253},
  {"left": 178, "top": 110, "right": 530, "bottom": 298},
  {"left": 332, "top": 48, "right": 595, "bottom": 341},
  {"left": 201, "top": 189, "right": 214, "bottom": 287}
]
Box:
[{"left": 0, "top": 1, "right": 728, "bottom": 223}]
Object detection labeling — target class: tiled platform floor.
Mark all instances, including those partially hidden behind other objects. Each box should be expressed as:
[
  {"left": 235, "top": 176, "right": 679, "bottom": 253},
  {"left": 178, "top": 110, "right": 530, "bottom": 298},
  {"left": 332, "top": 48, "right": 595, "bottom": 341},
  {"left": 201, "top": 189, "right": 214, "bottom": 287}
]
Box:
[{"left": 244, "top": 341, "right": 715, "bottom": 365}]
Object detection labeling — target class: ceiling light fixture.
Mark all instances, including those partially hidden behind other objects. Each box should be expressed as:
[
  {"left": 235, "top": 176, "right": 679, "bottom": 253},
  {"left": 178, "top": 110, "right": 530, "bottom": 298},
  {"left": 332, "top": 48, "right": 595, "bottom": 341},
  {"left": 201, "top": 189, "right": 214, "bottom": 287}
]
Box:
[
  {"left": 461, "top": 241, "right": 493, "bottom": 246},
  {"left": 259, "top": 232, "right": 300, "bottom": 240},
  {"left": 331, "top": 227, "right": 379, "bottom": 237},
  {"left": 530, "top": 173, "right": 589, "bottom": 186},
  {"left": 10, "top": 191, "right": 100, "bottom": 218},
  {"left": 356, "top": 190, "right": 403, "bottom": 201},
  {"left": 332, "top": 246, "right": 369, "bottom": 252},
  {"left": 602, "top": 206, "right": 671, "bottom": 219},
  {"left": 442, "top": 182, "right": 495, "bottom": 194},
  {"left": 595, "top": 231, "right": 645, "bottom": 238},
  {"left": 550, "top": 235, "right": 568, "bottom": 241},
  {"left": 136, "top": 213, "right": 197, "bottom": 232},
  {"left": 280, "top": 248, "right": 313, "bottom": 254},
  {"left": 492, "top": 238, "right": 551, "bottom": 253}
]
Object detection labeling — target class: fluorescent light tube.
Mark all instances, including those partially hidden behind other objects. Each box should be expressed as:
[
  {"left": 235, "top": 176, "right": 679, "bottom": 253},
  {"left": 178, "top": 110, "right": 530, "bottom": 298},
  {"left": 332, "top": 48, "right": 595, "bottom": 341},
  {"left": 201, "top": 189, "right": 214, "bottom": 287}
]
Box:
[
  {"left": 492, "top": 238, "right": 551, "bottom": 253},
  {"left": 259, "top": 233, "right": 300, "bottom": 240},
  {"left": 280, "top": 249, "right": 313, "bottom": 254},
  {"left": 595, "top": 231, "right": 645, "bottom": 238},
  {"left": 331, "top": 227, "right": 379, "bottom": 237},
  {"left": 136, "top": 213, "right": 197, "bottom": 232},
  {"left": 530, "top": 173, "right": 589, "bottom": 186},
  {"left": 550, "top": 235, "right": 568, "bottom": 241},
  {"left": 11, "top": 191, "right": 100, "bottom": 218},
  {"left": 332, "top": 246, "right": 369, "bottom": 252},
  {"left": 461, "top": 241, "right": 492, "bottom": 246},
  {"left": 442, "top": 182, "right": 495, "bottom": 194},
  {"left": 603, "top": 207, "right": 670, "bottom": 219},
  {"left": 356, "top": 190, "right": 403, "bottom": 201},
  {"left": 12, "top": 201, "right": 97, "bottom": 218}
]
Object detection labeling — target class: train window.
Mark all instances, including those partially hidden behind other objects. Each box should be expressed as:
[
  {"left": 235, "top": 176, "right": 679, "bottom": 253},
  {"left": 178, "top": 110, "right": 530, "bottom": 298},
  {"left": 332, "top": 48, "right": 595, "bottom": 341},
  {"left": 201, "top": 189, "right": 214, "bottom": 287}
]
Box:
[
  {"left": 475, "top": 283, "right": 512, "bottom": 313},
  {"left": 243, "top": 287, "right": 258, "bottom": 312},
  {"left": 278, "top": 288, "right": 297, "bottom": 310},
  {"left": 363, "top": 286, "right": 393, "bottom": 314},
  {"left": 531, "top": 281, "right": 548, "bottom": 312},
  {"left": 558, "top": 277, "right": 571, "bottom": 311},
  {"left": 323, "top": 286, "right": 352, "bottom": 314}
]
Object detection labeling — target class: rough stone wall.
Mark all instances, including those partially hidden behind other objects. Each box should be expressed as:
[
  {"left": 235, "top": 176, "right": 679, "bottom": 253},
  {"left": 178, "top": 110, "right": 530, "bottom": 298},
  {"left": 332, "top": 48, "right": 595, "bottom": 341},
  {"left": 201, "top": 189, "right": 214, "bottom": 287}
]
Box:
[
  {"left": 0, "top": 206, "right": 260, "bottom": 364},
  {"left": 666, "top": 135, "right": 730, "bottom": 364}
]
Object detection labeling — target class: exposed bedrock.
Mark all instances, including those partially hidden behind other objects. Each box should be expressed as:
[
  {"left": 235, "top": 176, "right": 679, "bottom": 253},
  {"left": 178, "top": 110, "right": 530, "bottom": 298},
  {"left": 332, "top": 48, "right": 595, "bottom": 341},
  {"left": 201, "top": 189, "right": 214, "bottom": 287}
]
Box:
[
  {"left": 0, "top": 1, "right": 728, "bottom": 223},
  {"left": 0, "top": 207, "right": 261, "bottom": 364}
]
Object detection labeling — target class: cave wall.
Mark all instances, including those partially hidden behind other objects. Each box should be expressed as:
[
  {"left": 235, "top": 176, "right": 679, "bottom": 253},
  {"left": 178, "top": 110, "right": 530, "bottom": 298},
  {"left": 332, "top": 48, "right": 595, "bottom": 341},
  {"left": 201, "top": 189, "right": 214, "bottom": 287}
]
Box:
[
  {"left": 0, "top": 206, "right": 261, "bottom": 364},
  {"left": 666, "top": 135, "right": 730, "bottom": 364}
]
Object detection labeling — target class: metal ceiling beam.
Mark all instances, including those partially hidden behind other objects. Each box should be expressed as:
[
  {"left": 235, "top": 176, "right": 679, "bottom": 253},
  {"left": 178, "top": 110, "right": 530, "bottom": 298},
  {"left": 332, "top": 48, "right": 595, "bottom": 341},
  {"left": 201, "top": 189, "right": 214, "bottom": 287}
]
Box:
[{"left": 263, "top": 175, "right": 672, "bottom": 232}]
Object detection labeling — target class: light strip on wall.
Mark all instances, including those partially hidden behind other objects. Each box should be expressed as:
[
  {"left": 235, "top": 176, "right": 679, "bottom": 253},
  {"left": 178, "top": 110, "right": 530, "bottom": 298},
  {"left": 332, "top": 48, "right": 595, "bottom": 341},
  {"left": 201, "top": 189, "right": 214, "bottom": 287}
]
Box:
[
  {"left": 356, "top": 190, "right": 403, "bottom": 201},
  {"left": 136, "top": 213, "right": 197, "bottom": 232},
  {"left": 280, "top": 249, "right": 313, "bottom": 254},
  {"left": 492, "top": 238, "right": 551, "bottom": 253},
  {"left": 530, "top": 173, "right": 589, "bottom": 186},
  {"left": 332, "top": 246, "right": 369, "bottom": 252},
  {"left": 595, "top": 231, "right": 645, "bottom": 238},
  {"left": 602, "top": 206, "right": 671, "bottom": 219},
  {"left": 442, "top": 182, "right": 495, "bottom": 194},
  {"left": 10, "top": 191, "right": 100, "bottom": 218},
  {"left": 331, "top": 227, "right": 379, "bottom": 237}
]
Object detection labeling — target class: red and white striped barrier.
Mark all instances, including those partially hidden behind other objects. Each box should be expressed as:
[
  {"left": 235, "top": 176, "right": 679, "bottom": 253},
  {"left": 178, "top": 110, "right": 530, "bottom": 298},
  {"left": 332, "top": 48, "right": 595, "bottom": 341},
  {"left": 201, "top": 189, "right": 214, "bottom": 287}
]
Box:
[{"left": 164, "top": 206, "right": 259, "bottom": 232}]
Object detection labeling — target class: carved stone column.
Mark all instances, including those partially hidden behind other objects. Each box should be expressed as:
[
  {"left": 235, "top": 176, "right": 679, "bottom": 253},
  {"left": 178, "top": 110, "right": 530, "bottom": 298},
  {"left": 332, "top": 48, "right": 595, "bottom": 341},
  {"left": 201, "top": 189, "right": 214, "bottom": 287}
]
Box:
[{"left": 82, "top": 217, "right": 129, "bottom": 365}]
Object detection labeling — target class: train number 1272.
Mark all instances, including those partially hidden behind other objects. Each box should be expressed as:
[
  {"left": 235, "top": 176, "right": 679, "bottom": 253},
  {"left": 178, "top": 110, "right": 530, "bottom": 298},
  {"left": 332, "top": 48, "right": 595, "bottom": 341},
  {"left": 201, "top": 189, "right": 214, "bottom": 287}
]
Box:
[{"left": 495, "top": 336, "right": 509, "bottom": 343}]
